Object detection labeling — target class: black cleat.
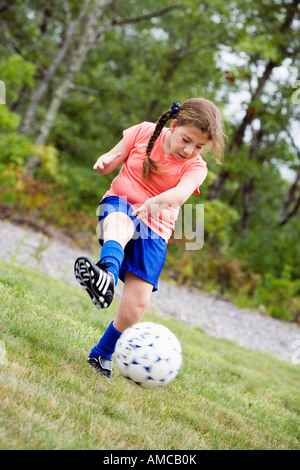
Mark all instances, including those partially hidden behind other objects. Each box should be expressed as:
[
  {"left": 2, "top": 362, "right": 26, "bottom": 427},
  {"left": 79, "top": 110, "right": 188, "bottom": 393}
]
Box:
[
  {"left": 74, "top": 257, "right": 114, "bottom": 309},
  {"left": 87, "top": 356, "right": 113, "bottom": 380}
]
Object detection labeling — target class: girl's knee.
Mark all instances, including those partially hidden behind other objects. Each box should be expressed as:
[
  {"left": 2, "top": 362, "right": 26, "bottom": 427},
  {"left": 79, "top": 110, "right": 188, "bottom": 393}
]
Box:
[
  {"left": 124, "top": 299, "right": 148, "bottom": 323},
  {"left": 114, "top": 295, "right": 150, "bottom": 332},
  {"left": 114, "top": 273, "right": 153, "bottom": 332},
  {"left": 103, "top": 212, "right": 135, "bottom": 248}
]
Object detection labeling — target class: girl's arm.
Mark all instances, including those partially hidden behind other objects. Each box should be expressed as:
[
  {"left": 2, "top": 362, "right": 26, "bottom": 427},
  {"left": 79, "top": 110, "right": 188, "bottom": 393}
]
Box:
[
  {"left": 93, "top": 140, "right": 129, "bottom": 175},
  {"left": 132, "top": 178, "right": 199, "bottom": 219}
]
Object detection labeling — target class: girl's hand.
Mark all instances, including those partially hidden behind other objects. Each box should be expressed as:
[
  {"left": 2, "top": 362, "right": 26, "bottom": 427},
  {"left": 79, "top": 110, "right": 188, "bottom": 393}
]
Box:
[
  {"left": 93, "top": 152, "right": 122, "bottom": 172},
  {"left": 132, "top": 203, "right": 150, "bottom": 219},
  {"left": 132, "top": 199, "right": 168, "bottom": 219}
]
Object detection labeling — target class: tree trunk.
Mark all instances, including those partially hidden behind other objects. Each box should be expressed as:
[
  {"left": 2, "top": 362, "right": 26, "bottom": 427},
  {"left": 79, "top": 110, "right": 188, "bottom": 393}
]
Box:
[
  {"left": 279, "top": 179, "right": 300, "bottom": 226},
  {"left": 279, "top": 133, "right": 300, "bottom": 226},
  {"left": 19, "top": 0, "right": 89, "bottom": 134},
  {"left": 34, "top": 0, "right": 112, "bottom": 147},
  {"left": 0, "top": 0, "right": 16, "bottom": 14},
  {"left": 240, "top": 177, "right": 254, "bottom": 231}
]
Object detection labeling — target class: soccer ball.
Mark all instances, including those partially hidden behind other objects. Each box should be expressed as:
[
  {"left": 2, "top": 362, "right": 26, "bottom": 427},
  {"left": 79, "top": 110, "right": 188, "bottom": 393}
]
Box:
[{"left": 115, "top": 322, "right": 182, "bottom": 389}]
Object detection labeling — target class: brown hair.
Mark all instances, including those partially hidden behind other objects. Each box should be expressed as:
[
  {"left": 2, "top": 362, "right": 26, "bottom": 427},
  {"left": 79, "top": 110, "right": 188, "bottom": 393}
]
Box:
[{"left": 142, "top": 97, "right": 226, "bottom": 181}]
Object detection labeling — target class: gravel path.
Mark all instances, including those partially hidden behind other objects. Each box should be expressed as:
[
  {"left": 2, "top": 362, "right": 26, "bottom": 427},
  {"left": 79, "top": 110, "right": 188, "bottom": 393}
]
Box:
[{"left": 0, "top": 219, "right": 299, "bottom": 364}]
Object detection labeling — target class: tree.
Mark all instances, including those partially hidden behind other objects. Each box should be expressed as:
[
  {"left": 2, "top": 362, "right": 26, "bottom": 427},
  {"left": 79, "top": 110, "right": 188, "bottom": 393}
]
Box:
[
  {"left": 279, "top": 132, "right": 300, "bottom": 226},
  {"left": 0, "top": 0, "right": 16, "bottom": 14},
  {"left": 18, "top": 0, "right": 90, "bottom": 135},
  {"left": 207, "top": 0, "right": 300, "bottom": 229}
]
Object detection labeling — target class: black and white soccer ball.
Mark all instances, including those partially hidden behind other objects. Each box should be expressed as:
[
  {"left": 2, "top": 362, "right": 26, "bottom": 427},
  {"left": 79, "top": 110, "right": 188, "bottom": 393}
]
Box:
[{"left": 115, "top": 322, "right": 182, "bottom": 389}]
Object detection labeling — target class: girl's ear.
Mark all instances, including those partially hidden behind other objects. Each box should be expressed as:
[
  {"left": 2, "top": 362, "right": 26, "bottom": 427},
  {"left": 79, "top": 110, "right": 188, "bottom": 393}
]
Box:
[{"left": 170, "top": 119, "right": 178, "bottom": 132}]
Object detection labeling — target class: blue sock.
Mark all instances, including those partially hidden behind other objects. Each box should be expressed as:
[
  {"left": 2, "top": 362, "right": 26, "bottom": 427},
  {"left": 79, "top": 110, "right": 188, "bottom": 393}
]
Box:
[
  {"left": 100, "top": 240, "right": 124, "bottom": 286},
  {"left": 89, "top": 321, "right": 122, "bottom": 359}
]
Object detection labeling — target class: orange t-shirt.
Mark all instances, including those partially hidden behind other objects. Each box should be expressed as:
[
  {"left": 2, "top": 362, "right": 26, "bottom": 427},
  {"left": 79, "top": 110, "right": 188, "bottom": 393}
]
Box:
[{"left": 102, "top": 121, "right": 208, "bottom": 242}]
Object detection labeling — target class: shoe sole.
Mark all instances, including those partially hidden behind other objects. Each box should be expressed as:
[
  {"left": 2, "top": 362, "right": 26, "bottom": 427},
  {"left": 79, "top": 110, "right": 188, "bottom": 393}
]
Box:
[
  {"left": 74, "top": 257, "right": 110, "bottom": 308},
  {"left": 87, "top": 359, "right": 112, "bottom": 382}
]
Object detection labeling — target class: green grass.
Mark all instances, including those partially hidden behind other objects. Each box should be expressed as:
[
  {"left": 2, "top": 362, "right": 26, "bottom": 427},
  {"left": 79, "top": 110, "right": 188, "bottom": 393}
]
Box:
[{"left": 0, "top": 261, "right": 299, "bottom": 450}]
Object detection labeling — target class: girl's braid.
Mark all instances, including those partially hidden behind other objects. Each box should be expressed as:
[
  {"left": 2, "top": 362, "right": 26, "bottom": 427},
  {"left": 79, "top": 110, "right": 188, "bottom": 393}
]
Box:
[{"left": 142, "top": 109, "right": 173, "bottom": 180}]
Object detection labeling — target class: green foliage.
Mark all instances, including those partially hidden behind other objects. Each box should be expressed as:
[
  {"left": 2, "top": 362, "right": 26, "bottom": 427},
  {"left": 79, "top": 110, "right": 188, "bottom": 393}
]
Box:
[
  {"left": 237, "top": 36, "right": 281, "bottom": 62},
  {"left": 0, "top": 54, "right": 35, "bottom": 102},
  {"left": 0, "top": 106, "right": 19, "bottom": 130},
  {"left": 252, "top": 269, "right": 300, "bottom": 322},
  {"left": 0, "top": 132, "right": 31, "bottom": 166},
  {"left": 203, "top": 199, "right": 240, "bottom": 248},
  {"left": 30, "top": 144, "right": 58, "bottom": 178}
]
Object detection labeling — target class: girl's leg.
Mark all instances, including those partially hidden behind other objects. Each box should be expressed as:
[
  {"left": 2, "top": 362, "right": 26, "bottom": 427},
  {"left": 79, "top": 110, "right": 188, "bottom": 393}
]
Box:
[
  {"left": 89, "top": 271, "right": 153, "bottom": 356},
  {"left": 74, "top": 212, "right": 134, "bottom": 308},
  {"left": 95, "top": 211, "right": 135, "bottom": 286},
  {"left": 113, "top": 271, "right": 153, "bottom": 332},
  {"left": 102, "top": 211, "right": 135, "bottom": 248}
]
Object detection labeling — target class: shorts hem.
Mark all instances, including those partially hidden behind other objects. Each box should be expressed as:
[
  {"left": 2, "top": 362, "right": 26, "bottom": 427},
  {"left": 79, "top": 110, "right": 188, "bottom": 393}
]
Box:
[{"left": 119, "top": 268, "right": 158, "bottom": 292}]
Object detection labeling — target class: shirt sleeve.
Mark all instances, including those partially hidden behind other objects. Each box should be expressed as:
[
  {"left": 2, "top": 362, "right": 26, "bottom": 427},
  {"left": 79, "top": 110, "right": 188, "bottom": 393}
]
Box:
[
  {"left": 122, "top": 121, "right": 153, "bottom": 154},
  {"left": 122, "top": 124, "right": 141, "bottom": 153},
  {"left": 180, "top": 158, "right": 208, "bottom": 195}
]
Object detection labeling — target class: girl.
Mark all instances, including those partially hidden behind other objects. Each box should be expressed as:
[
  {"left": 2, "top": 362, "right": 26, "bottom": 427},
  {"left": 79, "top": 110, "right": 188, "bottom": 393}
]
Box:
[{"left": 74, "top": 98, "right": 225, "bottom": 380}]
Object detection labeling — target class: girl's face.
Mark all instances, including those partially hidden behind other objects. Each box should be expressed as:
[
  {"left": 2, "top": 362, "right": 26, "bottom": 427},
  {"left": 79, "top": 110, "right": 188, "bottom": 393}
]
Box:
[{"left": 165, "top": 120, "right": 210, "bottom": 161}]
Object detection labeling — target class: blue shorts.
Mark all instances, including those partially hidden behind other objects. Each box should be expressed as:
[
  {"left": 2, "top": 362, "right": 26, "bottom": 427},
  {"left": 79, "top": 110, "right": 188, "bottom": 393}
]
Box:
[{"left": 97, "top": 196, "right": 167, "bottom": 291}]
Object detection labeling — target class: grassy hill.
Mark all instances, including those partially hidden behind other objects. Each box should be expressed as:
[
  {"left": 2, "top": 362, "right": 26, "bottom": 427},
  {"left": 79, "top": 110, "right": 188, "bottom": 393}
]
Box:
[{"left": 0, "top": 261, "right": 299, "bottom": 450}]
